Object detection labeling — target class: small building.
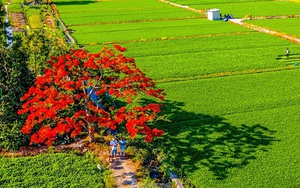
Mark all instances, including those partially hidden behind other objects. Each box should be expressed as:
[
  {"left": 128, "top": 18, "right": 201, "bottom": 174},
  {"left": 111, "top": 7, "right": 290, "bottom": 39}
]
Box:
[{"left": 207, "top": 9, "right": 220, "bottom": 20}]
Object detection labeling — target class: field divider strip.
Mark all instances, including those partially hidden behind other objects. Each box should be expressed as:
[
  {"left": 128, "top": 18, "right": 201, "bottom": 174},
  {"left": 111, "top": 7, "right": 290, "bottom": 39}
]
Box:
[
  {"left": 67, "top": 16, "right": 204, "bottom": 27},
  {"left": 250, "top": 14, "right": 300, "bottom": 20},
  {"left": 155, "top": 65, "right": 300, "bottom": 83},
  {"left": 50, "top": 2, "right": 76, "bottom": 44},
  {"left": 287, "top": 0, "right": 300, "bottom": 4},
  {"left": 229, "top": 19, "right": 300, "bottom": 44},
  {"left": 158, "top": 0, "right": 207, "bottom": 15},
  {"left": 83, "top": 31, "right": 255, "bottom": 46}
]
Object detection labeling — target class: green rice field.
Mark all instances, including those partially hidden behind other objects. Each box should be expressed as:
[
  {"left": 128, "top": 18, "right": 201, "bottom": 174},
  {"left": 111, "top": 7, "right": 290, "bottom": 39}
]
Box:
[
  {"left": 170, "top": 1, "right": 300, "bottom": 18},
  {"left": 70, "top": 19, "right": 251, "bottom": 44},
  {"left": 0, "top": 153, "right": 106, "bottom": 187},
  {"left": 46, "top": 0, "right": 300, "bottom": 187},
  {"left": 57, "top": 0, "right": 202, "bottom": 25},
  {"left": 247, "top": 18, "right": 300, "bottom": 38}
]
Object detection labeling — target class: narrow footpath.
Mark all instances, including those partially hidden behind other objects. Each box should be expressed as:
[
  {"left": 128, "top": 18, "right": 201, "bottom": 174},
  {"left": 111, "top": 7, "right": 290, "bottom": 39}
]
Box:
[
  {"left": 109, "top": 157, "right": 138, "bottom": 188},
  {"left": 228, "top": 19, "right": 300, "bottom": 44},
  {"left": 81, "top": 142, "right": 140, "bottom": 188},
  {"left": 158, "top": 0, "right": 206, "bottom": 15},
  {"left": 1, "top": 140, "right": 139, "bottom": 188}
]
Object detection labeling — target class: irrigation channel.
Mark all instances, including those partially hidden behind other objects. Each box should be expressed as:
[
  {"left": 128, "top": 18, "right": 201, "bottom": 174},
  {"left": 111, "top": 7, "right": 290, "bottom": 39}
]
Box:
[
  {"left": 4, "top": 5, "right": 13, "bottom": 48},
  {"left": 50, "top": 3, "right": 75, "bottom": 44}
]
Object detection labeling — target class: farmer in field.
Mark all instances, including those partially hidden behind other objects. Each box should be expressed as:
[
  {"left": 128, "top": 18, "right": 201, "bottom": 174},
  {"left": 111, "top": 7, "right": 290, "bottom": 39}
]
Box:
[
  {"left": 286, "top": 48, "right": 290, "bottom": 58},
  {"left": 110, "top": 138, "right": 118, "bottom": 159},
  {"left": 119, "top": 138, "right": 126, "bottom": 158}
]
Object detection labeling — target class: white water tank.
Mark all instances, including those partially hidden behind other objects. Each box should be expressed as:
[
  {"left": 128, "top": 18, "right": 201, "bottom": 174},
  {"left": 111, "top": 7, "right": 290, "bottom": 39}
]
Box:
[{"left": 207, "top": 9, "right": 220, "bottom": 20}]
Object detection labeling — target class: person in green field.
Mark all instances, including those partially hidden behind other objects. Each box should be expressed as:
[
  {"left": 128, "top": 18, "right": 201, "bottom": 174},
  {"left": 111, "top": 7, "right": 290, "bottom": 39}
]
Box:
[
  {"left": 286, "top": 48, "right": 290, "bottom": 58},
  {"left": 119, "top": 138, "right": 126, "bottom": 158}
]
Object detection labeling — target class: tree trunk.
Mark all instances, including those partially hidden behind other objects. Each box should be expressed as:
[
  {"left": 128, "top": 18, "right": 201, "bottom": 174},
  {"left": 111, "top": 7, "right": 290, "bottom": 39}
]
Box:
[{"left": 88, "top": 126, "right": 95, "bottom": 142}]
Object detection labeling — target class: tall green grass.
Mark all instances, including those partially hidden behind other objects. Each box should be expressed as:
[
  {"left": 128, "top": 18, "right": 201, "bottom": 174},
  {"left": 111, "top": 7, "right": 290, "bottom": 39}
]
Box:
[
  {"left": 8, "top": 4, "right": 23, "bottom": 13},
  {"left": 24, "top": 6, "right": 44, "bottom": 29}
]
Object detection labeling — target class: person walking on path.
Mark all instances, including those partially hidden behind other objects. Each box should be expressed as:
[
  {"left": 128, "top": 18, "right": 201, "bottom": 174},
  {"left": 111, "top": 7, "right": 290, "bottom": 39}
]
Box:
[
  {"left": 119, "top": 138, "right": 126, "bottom": 158},
  {"left": 286, "top": 48, "right": 290, "bottom": 58},
  {"left": 110, "top": 138, "right": 118, "bottom": 160}
]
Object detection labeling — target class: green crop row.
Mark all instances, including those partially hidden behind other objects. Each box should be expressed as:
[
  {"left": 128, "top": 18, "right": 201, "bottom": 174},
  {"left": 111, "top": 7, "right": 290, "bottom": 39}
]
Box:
[
  {"left": 158, "top": 103, "right": 300, "bottom": 187},
  {"left": 159, "top": 68, "right": 300, "bottom": 120},
  {"left": 54, "top": 0, "right": 170, "bottom": 13},
  {"left": 123, "top": 32, "right": 299, "bottom": 81},
  {"left": 11, "top": 0, "right": 23, "bottom": 4},
  {"left": 7, "top": 3, "right": 23, "bottom": 13},
  {"left": 83, "top": 32, "right": 300, "bottom": 81},
  {"left": 168, "top": 0, "right": 273, "bottom": 5},
  {"left": 60, "top": 8, "right": 201, "bottom": 26},
  {"left": 189, "top": 1, "right": 300, "bottom": 18},
  {"left": 156, "top": 68, "right": 300, "bottom": 186},
  {"left": 0, "top": 153, "right": 106, "bottom": 187},
  {"left": 70, "top": 18, "right": 251, "bottom": 44},
  {"left": 24, "top": 6, "right": 44, "bottom": 29},
  {"left": 8, "top": 0, "right": 23, "bottom": 13},
  {"left": 247, "top": 18, "right": 300, "bottom": 38}
]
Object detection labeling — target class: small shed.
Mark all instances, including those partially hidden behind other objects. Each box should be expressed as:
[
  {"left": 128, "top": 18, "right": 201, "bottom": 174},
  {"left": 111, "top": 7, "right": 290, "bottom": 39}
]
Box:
[{"left": 207, "top": 9, "right": 220, "bottom": 20}]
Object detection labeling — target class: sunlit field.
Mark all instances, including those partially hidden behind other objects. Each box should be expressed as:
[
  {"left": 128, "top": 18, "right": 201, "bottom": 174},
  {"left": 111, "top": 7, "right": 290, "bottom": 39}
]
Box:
[{"left": 51, "top": 0, "right": 300, "bottom": 186}]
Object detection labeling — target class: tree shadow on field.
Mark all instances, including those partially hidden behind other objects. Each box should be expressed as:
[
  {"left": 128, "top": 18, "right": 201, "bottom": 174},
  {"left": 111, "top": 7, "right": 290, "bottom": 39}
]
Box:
[{"left": 143, "top": 99, "right": 279, "bottom": 180}]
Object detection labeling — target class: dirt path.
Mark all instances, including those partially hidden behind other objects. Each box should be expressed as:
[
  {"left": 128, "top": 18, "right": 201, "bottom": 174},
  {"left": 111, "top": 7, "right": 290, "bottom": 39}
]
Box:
[
  {"left": 75, "top": 141, "right": 140, "bottom": 188},
  {"left": 50, "top": 3, "right": 76, "bottom": 44},
  {"left": 159, "top": 0, "right": 300, "bottom": 45},
  {"left": 158, "top": 0, "right": 206, "bottom": 16},
  {"left": 109, "top": 157, "right": 138, "bottom": 188},
  {"left": 229, "top": 18, "right": 300, "bottom": 44}
]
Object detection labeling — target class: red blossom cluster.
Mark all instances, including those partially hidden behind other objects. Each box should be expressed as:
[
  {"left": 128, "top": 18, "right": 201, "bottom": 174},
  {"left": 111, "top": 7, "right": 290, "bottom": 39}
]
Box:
[{"left": 18, "top": 45, "right": 166, "bottom": 146}]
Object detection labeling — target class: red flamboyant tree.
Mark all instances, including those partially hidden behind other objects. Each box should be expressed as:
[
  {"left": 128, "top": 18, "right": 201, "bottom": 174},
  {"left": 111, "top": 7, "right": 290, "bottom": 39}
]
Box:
[{"left": 18, "top": 45, "right": 165, "bottom": 146}]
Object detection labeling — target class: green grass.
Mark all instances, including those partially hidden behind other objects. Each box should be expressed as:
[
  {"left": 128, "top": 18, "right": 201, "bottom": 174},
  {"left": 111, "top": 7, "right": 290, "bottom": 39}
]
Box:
[
  {"left": 24, "top": 6, "right": 44, "bottom": 29},
  {"left": 247, "top": 18, "right": 300, "bottom": 38},
  {"left": 8, "top": 3, "right": 23, "bottom": 13},
  {"left": 0, "top": 153, "right": 106, "bottom": 187},
  {"left": 27, "top": 15, "right": 43, "bottom": 29},
  {"left": 11, "top": 0, "right": 23, "bottom": 3}
]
